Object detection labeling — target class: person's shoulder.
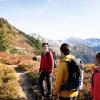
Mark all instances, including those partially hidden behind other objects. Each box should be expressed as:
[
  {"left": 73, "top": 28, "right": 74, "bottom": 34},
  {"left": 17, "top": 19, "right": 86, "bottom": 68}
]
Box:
[
  {"left": 67, "top": 54, "right": 75, "bottom": 60},
  {"left": 41, "top": 52, "right": 44, "bottom": 57},
  {"left": 47, "top": 51, "right": 53, "bottom": 56},
  {"left": 59, "top": 61, "right": 68, "bottom": 69}
]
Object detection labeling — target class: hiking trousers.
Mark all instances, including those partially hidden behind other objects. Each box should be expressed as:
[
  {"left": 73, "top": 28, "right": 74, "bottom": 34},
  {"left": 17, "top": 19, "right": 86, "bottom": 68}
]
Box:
[
  {"left": 60, "top": 97, "right": 77, "bottom": 100},
  {"left": 39, "top": 72, "right": 52, "bottom": 96}
]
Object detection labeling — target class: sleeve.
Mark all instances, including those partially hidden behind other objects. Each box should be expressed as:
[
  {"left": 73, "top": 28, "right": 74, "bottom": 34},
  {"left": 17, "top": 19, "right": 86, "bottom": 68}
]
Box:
[
  {"left": 91, "top": 73, "right": 94, "bottom": 97},
  {"left": 48, "top": 52, "right": 54, "bottom": 73},
  {"left": 91, "top": 72, "right": 100, "bottom": 99},
  {"left": 91, "top": 84, "right": 93, "bottom": 97},
  {"left": 53, "top": 62, "right": 68, "bottom": 95},
  {"left": 39, "top": 55, "right": 42, "bottom": 72}
]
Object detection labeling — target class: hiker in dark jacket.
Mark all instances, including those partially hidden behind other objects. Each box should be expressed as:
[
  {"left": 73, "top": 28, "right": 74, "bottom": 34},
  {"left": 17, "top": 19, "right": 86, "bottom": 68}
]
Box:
[
  {"left": 91, "top": 52, "right": 100, "bottom": 100},
  {"left": 39, "top": 43, "right": 54, "bottom": 99}
]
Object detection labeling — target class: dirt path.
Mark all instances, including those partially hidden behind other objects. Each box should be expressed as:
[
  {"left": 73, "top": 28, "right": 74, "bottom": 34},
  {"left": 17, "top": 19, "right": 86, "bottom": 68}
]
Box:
[{"left": 13, "top": 65, "right": 34, "bottom": 100}]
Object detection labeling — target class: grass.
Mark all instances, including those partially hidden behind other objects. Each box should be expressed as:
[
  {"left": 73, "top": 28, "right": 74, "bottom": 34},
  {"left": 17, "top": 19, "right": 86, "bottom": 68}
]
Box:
[
  {"left": 0, "top": 51, "right": 95, "bottom": 100},
  {"left": 0, "top": 63, "right": 26, "bottom": 100},
  {"left": 18, "top": 60, "right": 40, "bottom": 72}
]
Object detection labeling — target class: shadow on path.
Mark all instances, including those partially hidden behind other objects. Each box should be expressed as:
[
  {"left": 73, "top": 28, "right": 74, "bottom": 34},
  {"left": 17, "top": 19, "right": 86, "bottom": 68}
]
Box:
[{"left": 14, "top": 66, "right": 35, "bottom": 100}]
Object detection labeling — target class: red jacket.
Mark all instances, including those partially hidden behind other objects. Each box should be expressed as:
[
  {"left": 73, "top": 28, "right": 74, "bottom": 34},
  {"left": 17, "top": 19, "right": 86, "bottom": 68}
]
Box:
[
  {"left": 91, "top": 67, "right": 100, "bottom": 100},
  {"left": 39, "top": 52, "right": 54, "bottom": 74}
]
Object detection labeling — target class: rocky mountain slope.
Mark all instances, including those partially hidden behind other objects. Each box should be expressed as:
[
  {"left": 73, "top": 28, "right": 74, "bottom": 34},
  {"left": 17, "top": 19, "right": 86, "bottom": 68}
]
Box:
[
  {"left": 0, "top": 18, "right": 42, "bottom": 55},
  {"left": 64, "top": 37, "right": 100, "bottom": 63}
]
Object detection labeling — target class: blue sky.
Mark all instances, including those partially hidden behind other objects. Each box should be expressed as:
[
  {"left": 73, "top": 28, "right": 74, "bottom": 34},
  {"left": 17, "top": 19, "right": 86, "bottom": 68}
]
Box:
[{"left": 0, "top": 0, "right": 100, "bottom": 40}]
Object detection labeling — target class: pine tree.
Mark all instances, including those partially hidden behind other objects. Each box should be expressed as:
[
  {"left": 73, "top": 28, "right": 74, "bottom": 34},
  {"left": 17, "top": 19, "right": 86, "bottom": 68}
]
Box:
[
  {"left": 34, "top": 39, "right": 42, "bottom": 55},
  {"left": 0, "top": 31, "right": 8, "bottom": 51}
]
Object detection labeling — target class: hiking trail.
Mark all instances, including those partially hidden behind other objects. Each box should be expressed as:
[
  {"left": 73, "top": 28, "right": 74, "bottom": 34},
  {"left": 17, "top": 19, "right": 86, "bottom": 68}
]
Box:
[{"left": 13, "top": 65, "right": 34, "bottom": 100}]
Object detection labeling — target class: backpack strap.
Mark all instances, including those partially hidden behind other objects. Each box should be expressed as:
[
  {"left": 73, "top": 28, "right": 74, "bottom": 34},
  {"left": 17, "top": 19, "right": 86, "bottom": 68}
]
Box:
[
  {"left": 61, "top": 60, "right": 77, "bottom": 82},
  {"left": 60, "top": 60, "right": 78, "bottom": 91},
  {"left": 60, "top": 59, "right": 83, "bottom": 91},
  {"left": 91, "top": 69, "right": 100, "bottom": 88},
  {"left": 46, "top": 51, "right": 51, "bottom": 64}
]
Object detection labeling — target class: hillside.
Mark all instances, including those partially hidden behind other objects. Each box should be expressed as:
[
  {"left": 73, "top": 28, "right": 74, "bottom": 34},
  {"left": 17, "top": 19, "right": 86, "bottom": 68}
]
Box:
[
  {"left": 71, "top": 43, "right": 95, "bottom": 63},
  {"left": 0, "top": 18, "right": 42, "bottom": 55}
]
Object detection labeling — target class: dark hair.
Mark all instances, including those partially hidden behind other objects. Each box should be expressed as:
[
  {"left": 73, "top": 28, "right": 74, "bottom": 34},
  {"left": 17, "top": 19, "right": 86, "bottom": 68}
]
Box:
[
  {"left": 60, "top": 43, "right": 70, "bottom": 55},
  {"left": 42, "top": 43, "right": 49, "bottom": 47},
  {"left": 96, "top": 52, "right": 100, "bottom": 61}
]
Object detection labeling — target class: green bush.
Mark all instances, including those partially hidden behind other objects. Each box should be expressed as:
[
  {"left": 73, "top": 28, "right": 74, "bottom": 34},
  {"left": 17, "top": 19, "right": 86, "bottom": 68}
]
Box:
[
  {"left": 0, "top": 31, "right": 9, "bottom": 52},
  {"left": 9, "top": 48, "right": 18, "bottom": 54},
  {"left": 0, "top": 22, "right": 3, "bottom": 28},
  {"left": 25, "top": 35, "right": 42, "bottom": 55}
]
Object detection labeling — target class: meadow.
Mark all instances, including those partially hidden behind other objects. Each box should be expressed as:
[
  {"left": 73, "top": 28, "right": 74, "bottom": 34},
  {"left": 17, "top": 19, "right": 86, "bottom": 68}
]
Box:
[{"left": 0, "top": 52, "right": 95, "bottom": 100}]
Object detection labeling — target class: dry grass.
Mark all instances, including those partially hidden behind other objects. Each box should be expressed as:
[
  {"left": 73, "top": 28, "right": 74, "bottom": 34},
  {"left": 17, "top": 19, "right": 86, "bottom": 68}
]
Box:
[
  {"left": 0, "top": 51, "right": 95, "bottom": 99},
  {"left": 18, "top": 59, "right": 40, "bottom": 72},
  {"left": 0, "top": 52, "right": 20, "bottom": 65},
  {"left": 0, "top": 52, "right": 35, "bottom": 65},
  {"left": 0, "top": 63, "right": 26, "bottom": 100}
]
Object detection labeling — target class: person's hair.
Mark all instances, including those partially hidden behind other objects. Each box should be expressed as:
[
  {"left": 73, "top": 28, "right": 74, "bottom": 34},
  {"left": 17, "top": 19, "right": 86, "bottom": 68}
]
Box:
[
  {"left": 96, "top": 52, "right": 100, "bottom": 62},
  {"left": 60, "top": 43, "right": 70, "bottom": 55},
  {"left": 42, "top": 43, "right": 49, "bottom": 47}
]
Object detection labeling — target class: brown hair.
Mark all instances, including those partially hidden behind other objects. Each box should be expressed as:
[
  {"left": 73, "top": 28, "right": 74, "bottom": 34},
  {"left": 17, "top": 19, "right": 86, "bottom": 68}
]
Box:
[
  {"left": 60, "top": 43, "right": 70, "bottom": 55},
  {"left": 96, "top": 52, "right": 100, "bottom": 62},
  {"left": 42, "top": 43, "right": 49, "bottom": 47}
]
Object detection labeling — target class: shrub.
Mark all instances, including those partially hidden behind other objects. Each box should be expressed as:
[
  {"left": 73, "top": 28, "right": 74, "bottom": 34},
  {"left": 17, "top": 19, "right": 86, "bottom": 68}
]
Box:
[
  {"left": 0, "top": 64, "right": 26, "bottom": 100},
  {"left": 18, "top": 60, "right": 40, "bottom": 72},
  {"left": 26, "top": 72, "right": 40, "bottom": 86},
  {"left": 0, "top": 31, "right": 9, "bottom": 52}
]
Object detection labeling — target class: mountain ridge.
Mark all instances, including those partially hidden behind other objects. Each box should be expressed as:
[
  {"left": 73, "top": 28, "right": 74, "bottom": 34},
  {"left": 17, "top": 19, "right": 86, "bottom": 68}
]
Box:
[
  {"left": 0, "top": 18, "right": 99, "bottom": 63},
  {"left": 0, "top": 18, "right": 43, "bottom": 55}
]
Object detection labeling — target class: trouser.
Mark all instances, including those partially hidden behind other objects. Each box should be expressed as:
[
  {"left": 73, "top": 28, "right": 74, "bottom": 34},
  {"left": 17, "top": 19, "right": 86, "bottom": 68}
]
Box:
[
  {"left": 60, "top": 97, "right": 77, "bottom": 100},
  {"left": 39, "top": 71, "right": 52, "bottom": 96}
]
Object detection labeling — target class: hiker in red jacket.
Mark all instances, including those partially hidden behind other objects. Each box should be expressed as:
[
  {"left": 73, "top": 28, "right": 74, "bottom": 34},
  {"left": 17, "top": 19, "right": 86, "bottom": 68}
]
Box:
[
  {"left": 39, "top": 43, "right": 54, "bottom": 99},
  {"left": 91, "top": 52, "right": 100, "bottom": 100}
]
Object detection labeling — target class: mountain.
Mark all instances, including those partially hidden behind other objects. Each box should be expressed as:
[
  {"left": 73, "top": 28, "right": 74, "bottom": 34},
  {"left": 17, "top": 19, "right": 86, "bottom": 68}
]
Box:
[
  {"left": 64, "top": 37, "right": 100, "bottom": 63},
  {"left": 29, "top": 35, "right": 97, "bottom": 63},
  {"left": 64, "top": 37, "right": 95, "bottom": 63},
  {"left": 84, "top": 38, "right": 100, "bottom": 47},
  {"left": 0, "top": 18, "right": 99, "bottom": 63},
  {"left": 29, "top": 33, "right": 46, "bottom": 42},
  {"left": 83, "top": 38, "right": 100, "bottom": 53},
  {"left": 0, "top": 18, "right": 42, "bottom": 55},
  {"left": 92, "top": 46, "right": 100, "bottom": 52},
  {"left": 64, "top": 37, "right": 83, "bottom": 45},
  {"left": 47, "top": 39, "right": 63, "bottom": 55},
  {"left": 30, "top": 33, "right": 62, "bottom": 55},
  {"left": 71, "top": 43, "right": 95, "bottom": 63}
]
